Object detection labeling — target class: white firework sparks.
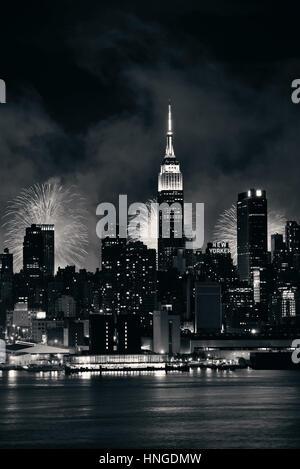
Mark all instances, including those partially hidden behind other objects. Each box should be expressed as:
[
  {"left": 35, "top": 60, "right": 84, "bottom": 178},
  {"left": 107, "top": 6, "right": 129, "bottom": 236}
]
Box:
[
  {"left": 213, "top": 203, "right": 237, "bottom": 263},
  {"left": 213, "top": 203, "right": 286, "bottom": 264},
  {"left": 268, "top": 212, "right": 286, "bottom": 242},
  {"left": 3, "top": 183, "right": 89, "bottom": 272},
  {"left": 128, "top": 198, "right": 158, "bottom": 251}
]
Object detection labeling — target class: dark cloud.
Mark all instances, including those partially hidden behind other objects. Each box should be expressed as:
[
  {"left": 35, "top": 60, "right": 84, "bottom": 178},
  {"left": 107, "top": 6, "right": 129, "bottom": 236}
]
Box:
[{"left": 1, "top": 2, "right": 300, "bottom": 270}]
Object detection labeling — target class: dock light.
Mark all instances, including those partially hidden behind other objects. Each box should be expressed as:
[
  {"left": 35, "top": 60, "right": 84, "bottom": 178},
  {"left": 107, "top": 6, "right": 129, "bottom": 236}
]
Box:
[{"left": 251, "top": 329, "right": 257, "bottom": 334}]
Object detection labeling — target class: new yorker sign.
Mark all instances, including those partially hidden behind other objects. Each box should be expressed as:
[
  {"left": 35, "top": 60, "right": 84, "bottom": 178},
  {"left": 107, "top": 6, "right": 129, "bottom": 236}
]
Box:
[{"left": 208, "top": 241, "right": 231, "bottom": 255}]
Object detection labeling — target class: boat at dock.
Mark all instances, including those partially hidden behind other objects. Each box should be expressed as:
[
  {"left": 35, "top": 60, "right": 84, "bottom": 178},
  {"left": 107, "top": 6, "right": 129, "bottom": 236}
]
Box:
[{"left": 23, "top": 363, "right": 63, "bottom": 372}]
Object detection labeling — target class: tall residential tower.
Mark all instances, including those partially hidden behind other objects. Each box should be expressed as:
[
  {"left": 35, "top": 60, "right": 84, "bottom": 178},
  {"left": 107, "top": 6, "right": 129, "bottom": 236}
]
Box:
[{"left": 237, "top": 189, "right": 267, "bottom": 282}]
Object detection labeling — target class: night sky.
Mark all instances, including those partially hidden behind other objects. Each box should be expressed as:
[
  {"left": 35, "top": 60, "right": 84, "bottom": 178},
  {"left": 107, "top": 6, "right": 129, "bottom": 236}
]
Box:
[{"left": 1, "top": 1, "right": 300, "bottom": 270}]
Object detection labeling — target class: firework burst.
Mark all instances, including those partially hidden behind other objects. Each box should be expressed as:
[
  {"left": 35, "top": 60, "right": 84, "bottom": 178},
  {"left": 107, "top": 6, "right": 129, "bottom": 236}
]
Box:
[
  {"left": 128, "top": 198, "right": 158, "bottom": 251},
  {"left": 213, "top": 204, "right": 237, "bottom": 262},
  {"left": 213, "top": 203, "right": 286, "bottom": 264},
  {"left": 3, "top": 182, "right": 89, "bottom": 272}
]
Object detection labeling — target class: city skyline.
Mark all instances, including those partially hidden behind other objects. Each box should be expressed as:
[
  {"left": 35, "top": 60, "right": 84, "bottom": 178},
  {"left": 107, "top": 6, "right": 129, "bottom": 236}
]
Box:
[
  {"left": 1, "top": 2, "right": 300, "bottom": 454},
  {"left": 2, "top": 4, "right": 300, "bottom": 273},
  {"left": 0, "top": 103, "right": 297, "bottom": 274}
]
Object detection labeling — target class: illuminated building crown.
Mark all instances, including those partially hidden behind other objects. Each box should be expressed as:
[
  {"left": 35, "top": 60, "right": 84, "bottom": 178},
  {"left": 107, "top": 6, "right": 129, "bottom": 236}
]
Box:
[{"left": 158, "top": 103, "right": 183, "bottom": 192}]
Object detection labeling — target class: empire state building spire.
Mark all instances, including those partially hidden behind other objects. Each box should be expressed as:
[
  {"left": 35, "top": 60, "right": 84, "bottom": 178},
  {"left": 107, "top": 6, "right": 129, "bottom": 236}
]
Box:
[
  {"left": 165, "top": 102, "right": 175, "bottom": 157},
  {"left": 158, "top": 102, "right": 183, "bottom": 192}
]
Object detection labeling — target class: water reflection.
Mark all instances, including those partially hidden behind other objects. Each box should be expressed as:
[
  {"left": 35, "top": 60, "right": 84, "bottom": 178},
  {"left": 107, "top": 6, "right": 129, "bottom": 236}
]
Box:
[{"left": 0, "top": 369, "right": 299, "bottom": 449}]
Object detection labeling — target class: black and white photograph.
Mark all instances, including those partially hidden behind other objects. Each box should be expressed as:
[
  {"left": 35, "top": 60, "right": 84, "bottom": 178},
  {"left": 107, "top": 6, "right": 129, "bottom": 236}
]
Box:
[{"left": 0, "top": 1, "right": 300, "bottom": 464}]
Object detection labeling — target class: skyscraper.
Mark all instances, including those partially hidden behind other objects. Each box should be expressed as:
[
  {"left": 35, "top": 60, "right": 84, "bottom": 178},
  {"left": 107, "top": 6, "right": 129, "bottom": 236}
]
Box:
[
  {"left": 237, "top": 189, "right": 267, "bottom": 282},
  {"left": 0, "top": 248, "right": 13, "bottom": 277},
  {"left": 38, "top": 224, "right": 54, "bottom": 276},
  {"left": 271, "top": 233, "right": 285, "bottom": 262},
  {"left": 23, "top": 224, "right": 55, "bottom": 277},
  {"left": 125, "top": 241, "right": 156, "bottom": 328},
  {"left": 101, "top": 231, "right": 156, "bottom": 326},
  {"left": 23, "top": 224, "right": 44, "bottom": 276},
  {"left": 0, "top": 248, "right": 14, "bottom": 327},
  {"left": 157, "top": 103, "right": 184, "bottom": 271},
  {"left": 101, "top": 229, "right": 127, "bottom": 314},
  {"left": 285, "top": 221, "right": 300, "bottom": 254}
]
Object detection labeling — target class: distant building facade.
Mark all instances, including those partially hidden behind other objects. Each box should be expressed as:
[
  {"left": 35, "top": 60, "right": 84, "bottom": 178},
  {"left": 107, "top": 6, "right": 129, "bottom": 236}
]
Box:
[
  {"left": 90, "top": 313, "right": 141, "bottom": 354},
  {"left": 153, "top": 307, "right": 180, "bottom": 354},
  {"left": 194, "top": 281, "right": 222, "bottom": 332}
]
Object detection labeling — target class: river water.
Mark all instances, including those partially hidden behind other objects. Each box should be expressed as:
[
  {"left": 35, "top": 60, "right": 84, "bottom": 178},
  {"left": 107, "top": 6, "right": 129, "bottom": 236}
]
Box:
[{"left": 0, "top": 369, "right": 300, "bottom": 448}]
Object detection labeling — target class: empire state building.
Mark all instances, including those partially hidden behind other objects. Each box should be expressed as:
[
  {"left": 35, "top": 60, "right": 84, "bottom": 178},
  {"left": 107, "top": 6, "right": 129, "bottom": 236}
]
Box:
[{"left": 157, "top": 104, "right": 184, "bottom": 271}]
